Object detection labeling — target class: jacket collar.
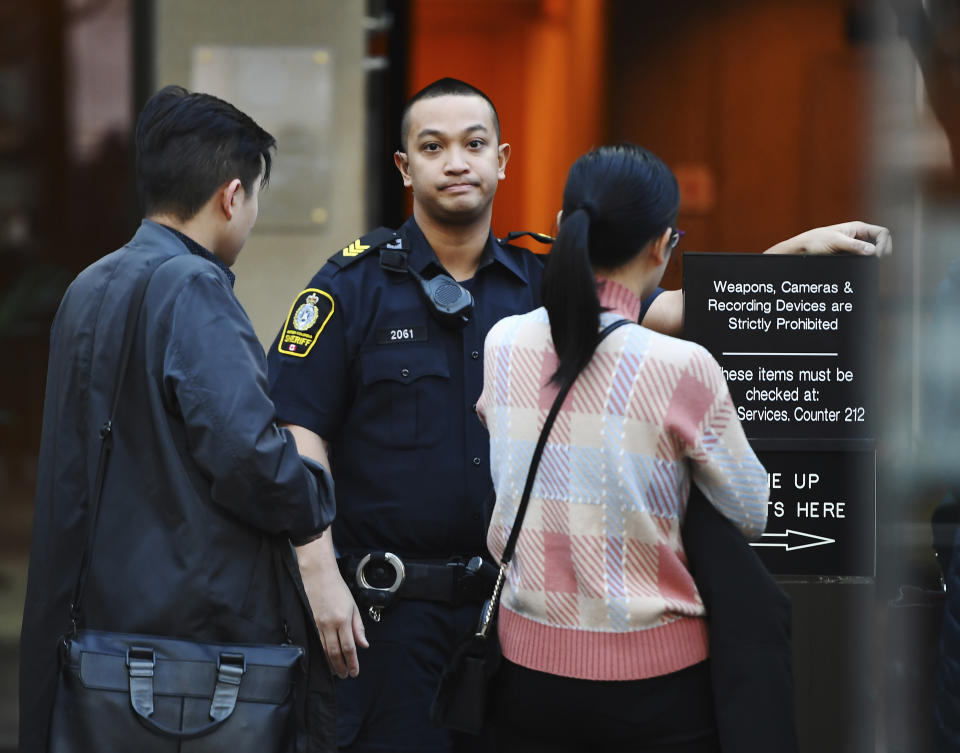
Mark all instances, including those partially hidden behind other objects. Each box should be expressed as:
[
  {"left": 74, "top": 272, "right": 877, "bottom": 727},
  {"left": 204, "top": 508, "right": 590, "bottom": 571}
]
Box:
[{"left": 136, "top": 219, "right": 236, "bottom": 288}]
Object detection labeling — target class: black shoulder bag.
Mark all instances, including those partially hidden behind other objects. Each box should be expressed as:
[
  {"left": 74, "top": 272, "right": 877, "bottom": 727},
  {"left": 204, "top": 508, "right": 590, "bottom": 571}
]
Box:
[
  {"left": 430, "top": 318, "right": 630, "bottom": 734},
  {"left": 49, "top": 258, "right": 306, "bottom": 752}
]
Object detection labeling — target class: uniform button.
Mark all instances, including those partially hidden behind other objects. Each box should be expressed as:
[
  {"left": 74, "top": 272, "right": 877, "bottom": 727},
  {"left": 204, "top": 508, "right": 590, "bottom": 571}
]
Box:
[
  {"left": 400, "top": 368, "right": 410, "bottom": 378},
  {"left": 472, "top": 402, "right": 477, "bottom": 413},
  {"left": 471, "top": 350, "right": 480, "bottom": 360},
  {"left": 472, "top": 457, "right": 481, "bottom": 466}
]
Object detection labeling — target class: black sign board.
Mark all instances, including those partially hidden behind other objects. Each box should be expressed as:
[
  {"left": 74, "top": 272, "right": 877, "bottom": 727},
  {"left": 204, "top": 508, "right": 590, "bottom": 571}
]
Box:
[
  {"left": 683, "top": 253, "right": 878, "bottom": 577},
  {"left": 683, "top": 254, "right": 878, "bottom": 446},
  {"left": 752, "top": 450, "right": 875, "bottom": 577}
]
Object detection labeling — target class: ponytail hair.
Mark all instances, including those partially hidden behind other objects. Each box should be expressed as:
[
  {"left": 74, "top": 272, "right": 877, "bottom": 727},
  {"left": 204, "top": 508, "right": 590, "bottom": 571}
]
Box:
[
  {"left": 541, "top": 144, "right": 679, "bottom": 389},
  {"left": 541, "top": 206, "right": 601, "bottom": 389}
]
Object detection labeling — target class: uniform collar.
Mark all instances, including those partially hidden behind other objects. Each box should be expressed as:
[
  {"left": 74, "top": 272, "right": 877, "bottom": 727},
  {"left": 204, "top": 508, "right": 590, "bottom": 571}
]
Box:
[
  {"left": 153, "top": 221, "right": 236, "bottom": 288},
  {"left": 400, "top": 216, "right": 529, "bottom": 284}
]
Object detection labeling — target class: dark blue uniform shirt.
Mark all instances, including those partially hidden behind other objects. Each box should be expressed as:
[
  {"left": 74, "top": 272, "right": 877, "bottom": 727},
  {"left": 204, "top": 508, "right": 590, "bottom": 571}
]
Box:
[{"left": 268, "top": 217, "right": 545, "bottom": 559}]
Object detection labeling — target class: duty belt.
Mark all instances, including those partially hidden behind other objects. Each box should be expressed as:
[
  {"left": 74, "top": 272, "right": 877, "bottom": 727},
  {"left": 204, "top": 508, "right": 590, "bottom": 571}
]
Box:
[{"left": 337, "top": 552, "right": 498, "bottom": 622}]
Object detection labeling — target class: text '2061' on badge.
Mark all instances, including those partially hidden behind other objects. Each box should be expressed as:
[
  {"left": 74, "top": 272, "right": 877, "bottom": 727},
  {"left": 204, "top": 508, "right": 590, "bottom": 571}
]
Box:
[{"left": 278, "top": 288, "right": 334, "bottom": 358}]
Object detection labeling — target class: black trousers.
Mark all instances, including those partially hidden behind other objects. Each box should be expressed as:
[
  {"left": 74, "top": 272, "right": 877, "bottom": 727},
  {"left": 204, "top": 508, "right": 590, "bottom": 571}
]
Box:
[{"left": 490, "top": 658, "right": 720, "bottom": 753}]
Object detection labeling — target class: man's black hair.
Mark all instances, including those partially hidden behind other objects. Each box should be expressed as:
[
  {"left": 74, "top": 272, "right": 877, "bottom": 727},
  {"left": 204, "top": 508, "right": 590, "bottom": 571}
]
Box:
[
  {"left": 135, "top": 85, "right": 276, "bottom": 221},
  {"left": 399, "top": 77, "right": 501, "bottom": 150}
]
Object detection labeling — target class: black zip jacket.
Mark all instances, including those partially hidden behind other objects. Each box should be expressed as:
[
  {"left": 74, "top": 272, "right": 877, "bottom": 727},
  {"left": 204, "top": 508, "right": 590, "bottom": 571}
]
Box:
[{"left": 19, "top": 220, "right": 337, "bottom": 752}]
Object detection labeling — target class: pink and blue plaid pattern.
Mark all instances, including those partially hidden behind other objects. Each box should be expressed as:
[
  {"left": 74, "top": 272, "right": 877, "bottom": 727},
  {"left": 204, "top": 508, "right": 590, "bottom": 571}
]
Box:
[{"left": 477, "top": 278, "right": 768, "bottom": 681}]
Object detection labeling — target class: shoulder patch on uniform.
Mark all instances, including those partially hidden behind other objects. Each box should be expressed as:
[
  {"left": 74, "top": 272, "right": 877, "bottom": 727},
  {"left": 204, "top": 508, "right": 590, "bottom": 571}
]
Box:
[
  {"left": 277, "top": 288, "right": 334, "bottom": 358},
  {"left": 327, "top": 227, "right": 400, "bottom": 269}
]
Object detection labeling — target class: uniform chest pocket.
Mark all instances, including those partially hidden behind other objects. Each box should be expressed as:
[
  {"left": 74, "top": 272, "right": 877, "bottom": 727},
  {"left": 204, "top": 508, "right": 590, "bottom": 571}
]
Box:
[{"left": 357, "top": 346, "right": 451, "bottom": 449}]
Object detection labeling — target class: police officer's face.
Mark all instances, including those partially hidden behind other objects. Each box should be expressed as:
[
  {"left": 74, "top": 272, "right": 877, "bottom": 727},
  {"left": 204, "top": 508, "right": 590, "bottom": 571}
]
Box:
[{"left": 395, "top": 95, "right": 509, "bottom": 225}]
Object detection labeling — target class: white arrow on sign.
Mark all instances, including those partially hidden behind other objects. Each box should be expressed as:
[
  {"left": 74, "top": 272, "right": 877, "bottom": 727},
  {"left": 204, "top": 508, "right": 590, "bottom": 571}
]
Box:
[{"left": 749, "top": 529, "right": 836, "bottom": 552}]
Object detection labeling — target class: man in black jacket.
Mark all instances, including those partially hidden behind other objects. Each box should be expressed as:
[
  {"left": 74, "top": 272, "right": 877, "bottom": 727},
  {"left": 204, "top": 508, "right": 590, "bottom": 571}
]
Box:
[{"left": 19, "top": 86, "right": 337, "bottom": 752}]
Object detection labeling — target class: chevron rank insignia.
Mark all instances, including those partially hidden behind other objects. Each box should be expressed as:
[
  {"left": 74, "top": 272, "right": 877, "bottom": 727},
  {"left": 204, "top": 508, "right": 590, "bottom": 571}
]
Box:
[
  {"left": 326, "top": 227, "right": 400, "bottom": 270},
  {"left": 342, "top": 239, "right": 370, "bottom": 257}
]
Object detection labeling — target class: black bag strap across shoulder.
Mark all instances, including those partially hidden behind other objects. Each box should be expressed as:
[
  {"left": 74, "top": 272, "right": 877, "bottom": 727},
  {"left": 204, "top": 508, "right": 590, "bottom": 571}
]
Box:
[
  {"left": 477, "top": 317, "right": 630, "bottom": 637},
  {"left": 69, "top": 255, "right": 172, "bottom": 633}
]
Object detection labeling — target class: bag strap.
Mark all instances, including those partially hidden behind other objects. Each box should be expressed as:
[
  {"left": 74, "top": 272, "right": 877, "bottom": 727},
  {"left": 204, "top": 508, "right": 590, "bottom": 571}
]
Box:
[
  {"left": 502, "top": 317, "right": 630, "bottom": 564},
  {"left": 69, "top": 255, "right": 170, "bottom": 632},
  {"left": 477, "top": 317, "right": 630, "bottom": 637}
]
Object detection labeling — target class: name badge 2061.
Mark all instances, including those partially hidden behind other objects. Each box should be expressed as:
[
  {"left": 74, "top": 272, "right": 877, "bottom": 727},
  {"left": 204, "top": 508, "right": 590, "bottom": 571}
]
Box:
[{"left": 376, "top": 326, "right": 428, "bottom": 345}]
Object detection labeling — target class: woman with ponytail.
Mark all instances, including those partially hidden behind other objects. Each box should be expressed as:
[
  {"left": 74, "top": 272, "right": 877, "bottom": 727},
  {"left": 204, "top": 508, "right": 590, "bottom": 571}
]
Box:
[{"left": 476, "top": 144, "right": 769, "bottom": 752}]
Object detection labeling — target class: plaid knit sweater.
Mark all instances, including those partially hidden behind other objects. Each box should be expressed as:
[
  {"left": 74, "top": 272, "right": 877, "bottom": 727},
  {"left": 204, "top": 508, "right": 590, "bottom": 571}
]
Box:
[{"left": 477, "top": 278, "right": 768, "bottom": 681}]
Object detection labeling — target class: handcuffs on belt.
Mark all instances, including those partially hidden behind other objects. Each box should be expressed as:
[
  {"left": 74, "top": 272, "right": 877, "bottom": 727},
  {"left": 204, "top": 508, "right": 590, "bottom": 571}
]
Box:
[
  {"left": 340, "top": 552, "right": 498, "bottom": 622},
  {"left": 354, "top": 552, "right": 404, "bottom": 622}
]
